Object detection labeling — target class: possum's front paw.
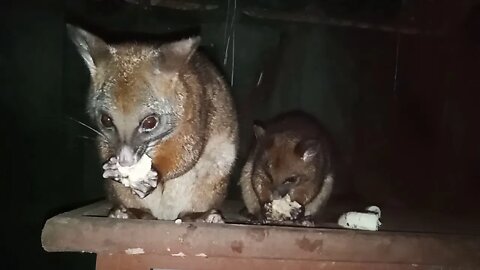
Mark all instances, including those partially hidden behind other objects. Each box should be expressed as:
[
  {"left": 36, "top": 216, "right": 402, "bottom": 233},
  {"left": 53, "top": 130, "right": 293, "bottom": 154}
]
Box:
[
  {"left": 102, "top": 155, "right": 158, "bottom": 198},
  {"left": 129, "top": 170, "right": 158, "bottom": 198},
  {"left": 204, "top": 209, "right": 225, "bottom": 224},
  {"left": 179, "top": 209, "right": 225, "bottom": 224},
  {"left": 102, "top": 157, "right": 122, "bottom": 182},
  {"left": 108, "top": 206, "right": 132, "bottom": 219},
  {"left": 108, "top": 206, "right": 156, "bottom": 219}
]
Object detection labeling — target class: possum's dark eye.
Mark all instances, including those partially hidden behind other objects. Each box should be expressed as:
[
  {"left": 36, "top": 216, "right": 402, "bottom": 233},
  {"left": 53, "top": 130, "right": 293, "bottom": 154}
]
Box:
[
  {"left": 140, "top": 115, "right": 158, "bottom": 132},
  {"left": 100, "top": 114, "right": 114, "bottom": 128}
]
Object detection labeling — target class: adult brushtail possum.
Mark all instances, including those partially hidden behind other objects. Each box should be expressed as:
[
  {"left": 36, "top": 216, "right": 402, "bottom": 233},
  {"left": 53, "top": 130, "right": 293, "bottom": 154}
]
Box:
[{"left": 67, "top": 25, "right": 238, "bottom": 222}]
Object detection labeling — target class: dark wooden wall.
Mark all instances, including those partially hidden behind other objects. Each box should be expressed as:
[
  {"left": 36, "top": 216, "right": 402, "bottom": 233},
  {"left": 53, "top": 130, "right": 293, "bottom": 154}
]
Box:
[{"left": 2, "top": 0, "right": 480, "bottom": 269}]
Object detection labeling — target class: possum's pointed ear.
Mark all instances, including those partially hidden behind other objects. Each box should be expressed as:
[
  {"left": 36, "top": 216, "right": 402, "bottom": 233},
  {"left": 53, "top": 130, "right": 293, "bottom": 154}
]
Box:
[
  {"left": 295, "top": 139, "right": 321, "bottom": 162},
  {"left": 156, "top": 36, "right": 201, "bottom": 72},
  {"left": 66, "top": 24, "right": 111, "bottom": 76},
  {"left": 252, "top": 122, "right": 265, "bottom": 139}
]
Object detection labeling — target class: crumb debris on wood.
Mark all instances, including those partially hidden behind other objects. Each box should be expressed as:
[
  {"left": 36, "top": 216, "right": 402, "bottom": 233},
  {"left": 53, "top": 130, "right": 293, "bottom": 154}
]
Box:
[
  {"left": 125, "top": 248, "right": 145, "bottom": 255},
  {"left": 171, "top": 252, "right": 186, "bottom": 257},
  {"left": 195, "top": 253, "right": 208, "bottom": 258}
]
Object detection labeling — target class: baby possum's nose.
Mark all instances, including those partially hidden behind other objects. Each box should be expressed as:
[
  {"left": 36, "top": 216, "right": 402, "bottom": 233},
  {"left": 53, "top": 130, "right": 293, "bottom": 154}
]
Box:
[
  {"left": 272, "top": 184, "right": 291, "bottom": 199},
  {"left": 118, "top": 145, "right": 136, "bottom": 167}
]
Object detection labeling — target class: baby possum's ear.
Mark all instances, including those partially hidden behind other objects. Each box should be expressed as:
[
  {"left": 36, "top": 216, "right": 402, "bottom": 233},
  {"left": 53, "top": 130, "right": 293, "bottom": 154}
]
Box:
[
  {"left": 66, "top": 24, "right": 112, "bottom": 76},
  {"left": 155, "top": 36, "right": 201, "bottom": 72},
  {"left": 295, "top": 139, "right": 321, "bottom": 162},
  {"left": 252, "top": 121, "right": 265, "bottom": 139}
]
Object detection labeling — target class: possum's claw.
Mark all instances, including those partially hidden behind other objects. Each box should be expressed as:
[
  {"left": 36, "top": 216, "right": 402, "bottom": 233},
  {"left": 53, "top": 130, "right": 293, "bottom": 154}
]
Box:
[
  {"left": 146, "top": 170, "right": 158, "bottom": 187},
  {"left": 102, "top": 170, "right": 121, "bottom": 180},
  {"left": 204, "top": 209, "right": 225, "bottom": 224},
  {"left": 179, "top": 209, "right": 225, "bottom": 223},
  {"left": 299, "top": 215, "right": 315, "bottom": 227},
  {"left": 102, "top": 157, "right": 122, "bottom": 181},
  {"left": 102, "top": 157, "right": 118, "bottom": 170},
  {"left": 289, "top": 205, "right": 305, "bottom": 220},
  {"left": 108, "top": 206, "right": 131, "bottom": 219}
]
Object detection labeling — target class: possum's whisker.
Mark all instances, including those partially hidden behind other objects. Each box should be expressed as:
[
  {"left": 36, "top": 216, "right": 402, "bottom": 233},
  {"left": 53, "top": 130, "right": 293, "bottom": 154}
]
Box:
[
  {"left": 66, "top": 116, "right": 107, "bottom": 140},
  {"left": 223, "top": 0, "right": 231, "bottom": 47},
  {"left": 76, "top": 135, "right": 103, "bottom": 143},
  {"left": 230, "top": 0, "right": 237, "bottom": 86},
  {"left": 77, "top": 135, "right": 96, "bottom": 140},
  {"left": 231, "top": 27, "right": 236, "bottom": 86},
  {"left": 223, "top": 36, "right": 231, "bottom": 66}
]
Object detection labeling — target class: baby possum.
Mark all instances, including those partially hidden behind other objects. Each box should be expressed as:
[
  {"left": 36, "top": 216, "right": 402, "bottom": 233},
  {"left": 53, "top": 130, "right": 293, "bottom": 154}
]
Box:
[{"left": 240, "top": 111, "right": 334, "bottom": 224}]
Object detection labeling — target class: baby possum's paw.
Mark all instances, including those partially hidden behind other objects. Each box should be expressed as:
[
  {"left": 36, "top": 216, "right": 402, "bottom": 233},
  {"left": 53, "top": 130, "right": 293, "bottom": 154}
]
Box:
[
  {"left": 261, "top": 202, "right": 277, "bottom": 224},
  {"left": 289, "top": 205, "right": 305, "bottom": 220},
  {"left": 263, "top": 202, "right": 273, "bottom": 218},
  {"left": 300, "top": 220, "right": 315, "bottom": 227},
  {"left": 129, "top": 169, "right": 158, "bottom": 198},
  {"left": 297, "top": 214, "right": 316, "bottom": 227}
]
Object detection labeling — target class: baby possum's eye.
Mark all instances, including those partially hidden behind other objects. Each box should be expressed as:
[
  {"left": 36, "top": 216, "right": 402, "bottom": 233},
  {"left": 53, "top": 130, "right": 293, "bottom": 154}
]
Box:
[
  {"left": 100, "top": 113, "right": 114, "bottom": 128},
  {"left": 284, "top": 176, "right": 299, "bottom": 184},
  {"left": 264, "top": 160, "right": 273, "bottom": 170},
  {"left": 140, "top": 115, "right": 159, "bottom": 132},
  {"left": 262, "top": 160, "right": 274, "bottom": 181}
]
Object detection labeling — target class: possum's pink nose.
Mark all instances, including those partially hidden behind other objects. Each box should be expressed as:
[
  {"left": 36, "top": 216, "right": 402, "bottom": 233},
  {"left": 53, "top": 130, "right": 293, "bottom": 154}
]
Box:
[{"left": 118, "top": 146, "right": 135, "bottom": 167}]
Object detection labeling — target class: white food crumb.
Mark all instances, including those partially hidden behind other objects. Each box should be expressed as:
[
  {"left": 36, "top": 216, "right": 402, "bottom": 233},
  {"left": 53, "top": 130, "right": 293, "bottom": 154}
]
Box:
[
  {"left": 270, "top": 194, "right": 301, "bottom": 220},
  {"left": 117, "top": 154, "right": 152, "bottom": 187},
  {"left": 174, "top": 218, "right": 183, "bottom": 224},
  {"left": 365, "top": 205, "right": 381, "bottom": 218},
  {"left": 120, "top": 177, "right": 130, "bottom": 187},
  {"left": 337, "top": 205, "right": 382, "bottom": 231},
  {"left": 171, "top": 252, "right": 186, "bottom": 257},
  {"left": 125, "top": 248, "right": 145, "bottom": 255},
  {"left": 195, "top": 253, "right": 208, "bottom": 258}
]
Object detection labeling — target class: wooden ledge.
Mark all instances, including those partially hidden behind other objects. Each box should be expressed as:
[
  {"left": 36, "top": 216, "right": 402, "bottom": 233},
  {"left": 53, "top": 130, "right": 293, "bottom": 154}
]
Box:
[{"left": 41, "top": 201, "right": 480, "bottom": 269}]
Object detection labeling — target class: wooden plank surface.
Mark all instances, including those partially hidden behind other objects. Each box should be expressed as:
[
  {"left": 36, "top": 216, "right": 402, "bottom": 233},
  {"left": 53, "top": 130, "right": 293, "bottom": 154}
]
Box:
[
  {"left": 96, "top": 254, "right": 471, "bottom": 270},
  {"left": 41, "top": 201, "right": 480, "bottom": 268}
]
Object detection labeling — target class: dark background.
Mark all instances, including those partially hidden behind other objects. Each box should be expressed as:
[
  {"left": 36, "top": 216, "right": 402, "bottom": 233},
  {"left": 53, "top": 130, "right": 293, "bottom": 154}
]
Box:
[{"left": 2, "top": 0, "right": 480, "bottom": 269}]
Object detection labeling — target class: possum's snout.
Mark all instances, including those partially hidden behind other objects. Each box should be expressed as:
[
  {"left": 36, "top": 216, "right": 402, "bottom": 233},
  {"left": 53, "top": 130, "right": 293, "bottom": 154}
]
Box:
[{"left": 118, "top": 145, "right": 137, "bottom": 167}]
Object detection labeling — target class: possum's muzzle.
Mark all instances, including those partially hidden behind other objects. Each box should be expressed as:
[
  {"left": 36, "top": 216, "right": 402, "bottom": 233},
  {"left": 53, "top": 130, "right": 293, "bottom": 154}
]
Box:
[{"left": 117, "top": 145, "right": 143, "bottom": 167}]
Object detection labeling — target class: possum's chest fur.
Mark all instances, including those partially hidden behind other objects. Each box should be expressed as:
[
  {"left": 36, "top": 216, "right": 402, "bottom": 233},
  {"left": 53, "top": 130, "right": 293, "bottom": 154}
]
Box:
[
  {"left": 141, "top": 170, "right": 197, "bottom": 220},
  {"left": 145, "top": 133, "right": 235, "bottom": 219}
]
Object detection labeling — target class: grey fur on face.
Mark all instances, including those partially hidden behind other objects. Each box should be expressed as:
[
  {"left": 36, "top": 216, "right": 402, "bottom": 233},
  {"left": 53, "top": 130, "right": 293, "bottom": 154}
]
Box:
[{"left": 67, "top": 26, "right": 188, "bottom": 165}]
